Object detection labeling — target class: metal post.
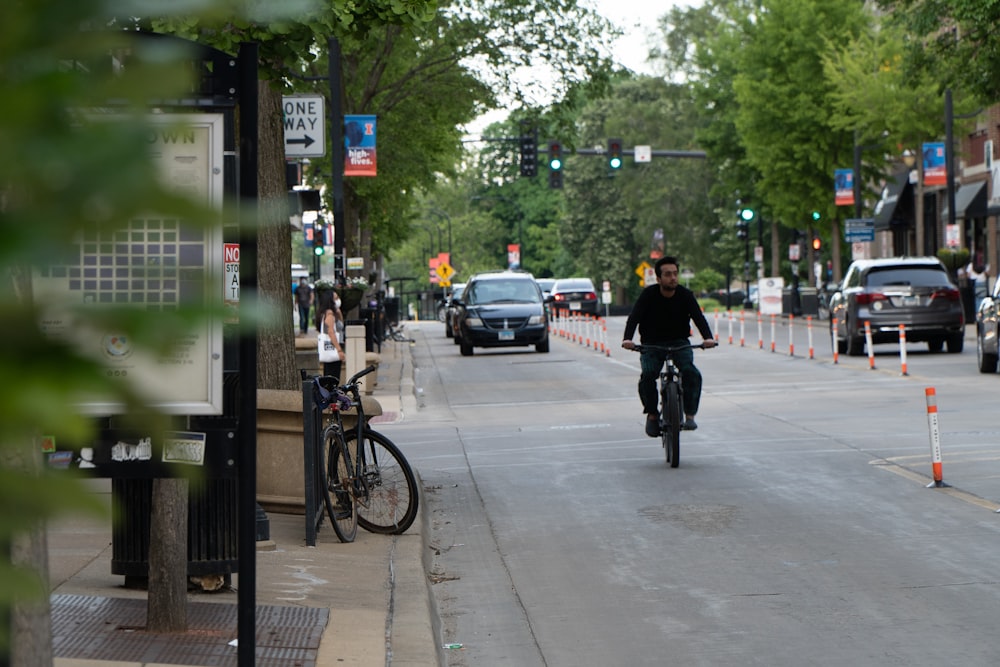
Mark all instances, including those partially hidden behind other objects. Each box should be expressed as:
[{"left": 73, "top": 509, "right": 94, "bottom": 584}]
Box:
[
  {"left": 328, "top": 37, "right": 345, "bottom": 282},
  {"left": 236, "top": 41, "right": 259, "bottom": 667},
  {"left": 945, "top": 88, "right": 956, "bottom": 240}
]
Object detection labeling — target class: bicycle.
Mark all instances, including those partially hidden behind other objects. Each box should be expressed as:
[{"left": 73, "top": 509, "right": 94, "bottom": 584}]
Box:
[
  {"left": 630, "top": 342, "right": 705, "bottom": 468},
  {"left": 310, "top": 366, "right": 420, "bottom": 542}
]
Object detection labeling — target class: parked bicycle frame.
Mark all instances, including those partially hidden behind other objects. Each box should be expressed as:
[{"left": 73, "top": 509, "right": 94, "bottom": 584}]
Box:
[{"left": 308, "top": 367, "right": 419, "bottom": 542}]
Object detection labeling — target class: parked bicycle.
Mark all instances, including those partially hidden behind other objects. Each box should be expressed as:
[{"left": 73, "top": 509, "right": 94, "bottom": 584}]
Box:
[
  {"left": 310, "top": 366, "right": 419, "bottom": 542},
  {"left": 630, "top": 342, "right": 705, "bottom": 468}
]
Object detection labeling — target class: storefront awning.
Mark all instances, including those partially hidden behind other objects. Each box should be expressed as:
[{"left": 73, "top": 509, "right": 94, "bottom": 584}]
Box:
[
  {"left": 941, "top": 180, "right": 987, "bottom": 219},
  {"left": 872, "top": 170, "right": 912, "bottom": 231}
]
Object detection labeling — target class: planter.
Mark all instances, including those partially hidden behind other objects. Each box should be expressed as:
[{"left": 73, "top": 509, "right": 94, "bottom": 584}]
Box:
[{"left": 256, "top": 388, "right": 382, "bottom": 514}]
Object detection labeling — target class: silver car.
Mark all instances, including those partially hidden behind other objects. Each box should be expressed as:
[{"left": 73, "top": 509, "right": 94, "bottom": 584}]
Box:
[
  {"left": 829, "top": 257, "right": 965, "bottom": 356},
  {"left": 976, "top": 277, "right": 1000, "bottom": 372}
]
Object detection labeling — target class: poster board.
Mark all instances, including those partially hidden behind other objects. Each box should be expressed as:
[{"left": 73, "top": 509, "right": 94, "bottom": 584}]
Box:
[{"left": 34, "top": 114, "right": 226, "bottom": 415}]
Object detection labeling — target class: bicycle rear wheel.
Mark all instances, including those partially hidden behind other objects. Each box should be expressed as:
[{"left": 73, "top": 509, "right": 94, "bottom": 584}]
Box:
[
  {"left": 347, "top": 429, "right": 419, "bottom": 534},
  {"left": 661, "top": 381, "right": 681, "bottom": 468},
  {"left": 323, "top": 426, "right": 358, "bottom": 542}
]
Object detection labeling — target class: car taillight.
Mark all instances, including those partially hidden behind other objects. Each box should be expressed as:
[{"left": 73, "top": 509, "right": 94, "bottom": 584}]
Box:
[
  {"left": 553, "top": 294, "right": 566, "bottom": 301},
  {"left": 855, "top": 292, "right": 886, "bottom": 305},
  {"left": 930, "top": 288, "right": 961, "bottom": 302},
  {"left": 585, "top": 292, "right": 596, "bottom": 300}
]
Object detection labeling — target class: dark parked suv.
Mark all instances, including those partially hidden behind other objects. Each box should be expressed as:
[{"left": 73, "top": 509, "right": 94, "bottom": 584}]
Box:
[
  {"left": 453, "top": 271, "right": 550, "bottom": 356},
  {"left": 829, "top": 257, "right": 965, "bottom": 356}
]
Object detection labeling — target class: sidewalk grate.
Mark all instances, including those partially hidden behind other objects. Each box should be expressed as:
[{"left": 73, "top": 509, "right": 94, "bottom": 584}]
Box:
[{"left": 52, "top": 594, "right": 327, "bottom": 667}]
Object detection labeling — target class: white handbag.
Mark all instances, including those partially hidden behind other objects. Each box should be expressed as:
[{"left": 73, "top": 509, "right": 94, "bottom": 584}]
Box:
[{"left": 318, "top": 320, "right": 340, "bottom": 363}]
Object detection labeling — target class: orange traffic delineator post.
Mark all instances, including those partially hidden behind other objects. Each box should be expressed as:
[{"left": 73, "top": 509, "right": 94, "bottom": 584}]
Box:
[
  {"left": 713, "top": 311, "right": 721, "bottom": 342},
  {"left": 806, "top": 315, "right": 814, "bottom": 359},
  {"left": 864, "top": 320, "right": 875, "bottom": 369},
  {"left": 924, "top": 387, "right": 949, "bottom": 488},
  {"left": 757, "top": 311, "right": 764, "bottom": 349},
  {"left": 898, "top": 324, "right": 908, "bottom": 376},
  {"left": 770, "top": 314, "right": 776, "bottom": 353},
  {"left": 739, "top": 310, "right": 746, "bottom": 347},
  {"left": 727, "top": 311, "right": 734, "bottom": 345},
  {"left": 831, "top": 316, "right": 839, "bottom": 364}
]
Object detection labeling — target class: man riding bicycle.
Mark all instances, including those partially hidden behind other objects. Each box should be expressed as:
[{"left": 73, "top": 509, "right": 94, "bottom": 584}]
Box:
[{"left": 622, "top": 256, "right": 716, "bottom": 437}]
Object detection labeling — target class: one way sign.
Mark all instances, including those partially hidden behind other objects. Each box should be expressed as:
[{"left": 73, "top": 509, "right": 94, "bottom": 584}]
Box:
[{"left": 282, "top": 94, "right": 326, "bottom": 158}]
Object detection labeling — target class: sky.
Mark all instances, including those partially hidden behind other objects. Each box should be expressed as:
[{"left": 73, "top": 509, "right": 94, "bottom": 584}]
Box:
[{"left": 462, "top": 1, "right": 697, "bottom": 138}]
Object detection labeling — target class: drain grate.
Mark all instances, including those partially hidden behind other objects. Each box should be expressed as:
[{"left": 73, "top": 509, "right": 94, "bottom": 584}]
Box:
[{"left": 51, "top": 594, "right": 328, "bottom": 667}]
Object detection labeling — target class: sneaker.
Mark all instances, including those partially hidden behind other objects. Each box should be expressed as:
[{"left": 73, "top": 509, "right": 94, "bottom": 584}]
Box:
[
  {"left": 645, "top": 417, "right": 660, "bottom": 438},
  {"left": 682, "top": 417, "right": 698, "bottom": 431}
]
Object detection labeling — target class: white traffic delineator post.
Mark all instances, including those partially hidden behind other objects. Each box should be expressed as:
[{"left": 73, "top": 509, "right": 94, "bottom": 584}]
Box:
[
  {"left": 924, "top": 387, "right": 948, "bottom": 488},
  {"left": 898, "top": 324, "right": 908, "bottom": 376},
  {"left": 807, "top": 315, "right": 814, "bottom": 360},
  {"left": 865, "top": 320, "right": 875, "bottom": 369},
  {"left": 788, "top": 313, "right": 795, "bottom": 356},
  {"left": 832, "top": 316, "right": 839, "bottom": 365}
]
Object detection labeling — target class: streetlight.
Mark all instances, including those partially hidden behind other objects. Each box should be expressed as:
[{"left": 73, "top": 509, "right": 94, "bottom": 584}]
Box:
[
  {"left": 427, "top": 207, "right": 452, "bottom": 258},
  {"left": 901, "top": 148, "right": 924, "bottom": 256}
]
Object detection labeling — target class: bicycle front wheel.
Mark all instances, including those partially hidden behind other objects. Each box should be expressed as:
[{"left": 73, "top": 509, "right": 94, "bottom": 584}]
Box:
[
  {"left": 324, "top": 426, "right": 358, "bottom": 542},
  {"left": 347, "top": 429, "right": 419, "bottom": 534},
  {"left": 662, "top": 381, "right": 681, "bottom": 468}
]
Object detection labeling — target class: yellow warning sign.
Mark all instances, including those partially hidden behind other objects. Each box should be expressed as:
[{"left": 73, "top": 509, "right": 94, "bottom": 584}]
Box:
[
  {"left": 634, "top": 261, "right": 651, "bottom": 278},
  {"left": 436, "top": 262, "right": 455, "bottom": 282}
]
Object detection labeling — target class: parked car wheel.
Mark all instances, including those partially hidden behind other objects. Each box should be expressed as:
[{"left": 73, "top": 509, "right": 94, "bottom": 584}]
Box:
[
  {"left": 946, "top": 332, "right": 964, "bottom": 354},
  {"left": 977, "top": 327, "right": 999, "bottom": 373},
  {"left": 536, "top": 337, "right": 550, "bottom": 353},
  {"left": 845, "top": 321, "right": 864, "bottom": 356},
  {"left": 459, "top": 339, "right": 474, "bottom": 356}
]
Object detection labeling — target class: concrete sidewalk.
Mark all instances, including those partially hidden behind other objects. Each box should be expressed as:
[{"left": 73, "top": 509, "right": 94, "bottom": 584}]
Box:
[{"left": 48, "top": 333, "right": 439, "bottom": 667}]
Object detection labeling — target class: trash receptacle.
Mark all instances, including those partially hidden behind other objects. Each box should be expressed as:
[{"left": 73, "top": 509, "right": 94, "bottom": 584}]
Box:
[
  {"left": 111, "top": 477, "right": 238, "bottom": 586},
  {"left": 384, "top": 296, "right": 400, "bottom": 325},
  {"left": 355, "top": 309, "right": 376, "bottom": 351}
]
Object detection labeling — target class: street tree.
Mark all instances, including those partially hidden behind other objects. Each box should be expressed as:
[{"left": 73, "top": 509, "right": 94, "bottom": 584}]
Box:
[{"left": 877, "top": 0, "right": 1000, "bottom": 105}]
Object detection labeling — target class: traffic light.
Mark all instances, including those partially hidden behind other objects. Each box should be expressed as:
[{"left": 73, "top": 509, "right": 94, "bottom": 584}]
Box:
[
  {"left": 313, "top": 223, "right": 325, "bottom": 256},
  {"left": 548, "top": 140, "right": 563, "bottom": 189},
  {"left": 608, "top": 137, "right": 623, "bottom": 170},
  {"left": 736, "top": 206, "right": 753, "bottom": 241},
  {"left": 519, "top": 131, "right": 538, "bottom": 177},
  {"left": 812, "top": 236, "right": 822, "bottom": 251},
  {"left": 811, "top": 210, "right": 821, "bottom": 222}
]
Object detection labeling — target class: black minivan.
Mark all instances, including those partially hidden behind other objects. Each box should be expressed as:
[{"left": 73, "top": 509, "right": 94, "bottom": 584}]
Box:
[{"left": 453, "top": 271, "right": 550, "bottom": 356}]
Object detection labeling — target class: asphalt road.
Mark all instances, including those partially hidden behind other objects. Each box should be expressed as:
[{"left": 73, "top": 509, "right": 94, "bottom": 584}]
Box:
[{"left": 379, "top": 316, "right": 1000, "bottom": 666}]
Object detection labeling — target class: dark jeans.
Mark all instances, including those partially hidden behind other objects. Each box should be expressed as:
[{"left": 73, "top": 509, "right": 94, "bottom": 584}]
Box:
[
  {"left": 298, "top": 304, "right": 311, "bottom": 332},
  {"left": 638, "top": 341, "right": 702, "bottom": 417},
  {"left": 323, "top": 360, "right": 342, "bottom": 384}
]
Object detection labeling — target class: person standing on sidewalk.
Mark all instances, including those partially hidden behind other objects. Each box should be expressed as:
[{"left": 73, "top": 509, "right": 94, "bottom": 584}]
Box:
[
  {"left": 622, "top": 255, "right": 716, "bottom": 436},
  {"left": 296, "top": 277, "right": 313, "bottom": 335}
]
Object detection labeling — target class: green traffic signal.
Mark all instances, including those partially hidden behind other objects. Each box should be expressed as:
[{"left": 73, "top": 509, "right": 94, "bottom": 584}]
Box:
[
  {"left": 608, "top": 138, "right": 623, "bottom": 170},
  {"left": 314, "top": 244, "right": 325, "bottom": 256},
  {"left": 811, "top": 210, "right": 821, "bottom": 221},
  {"left": 739, "top": 207, "right": 755, "bottom": 222},
  {"left": 548, "top": 140, "right": 563, "bottom": 171}
]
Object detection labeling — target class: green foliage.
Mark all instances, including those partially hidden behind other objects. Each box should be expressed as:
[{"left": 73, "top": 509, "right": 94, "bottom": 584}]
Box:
[
  {"left": 690, "top": 268, "right": 725, "bottom": 294},
  {"left": 937, "top": 247, "right": 970, "bottom": 275},
  {"left": 878, "top": 0, "right": 1000, "bottom": 105},
  {"left": 1, "top": 0, "right": 263, "bottom": 653},
  {"left": 732, "top": 0, "right": 869, "bottom": 233}
]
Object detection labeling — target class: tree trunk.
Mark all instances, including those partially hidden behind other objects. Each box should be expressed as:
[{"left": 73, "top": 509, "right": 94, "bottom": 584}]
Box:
[
  {"left": 257, "top": 81, "right": 298, "bottom": 391},
  {"left": 147, "top": 478, "right": 188, "bottom": 633}
]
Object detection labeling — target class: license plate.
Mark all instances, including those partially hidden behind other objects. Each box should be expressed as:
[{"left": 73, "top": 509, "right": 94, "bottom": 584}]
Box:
[
  {"left": 498, "top": 330, "right": 514, "bottom": 341},
  {"left": 570, "top": 301, "right": 582, "bottom": 310},
  {"left": 903, "top": 296, "right": 919, "bottom": 306}
]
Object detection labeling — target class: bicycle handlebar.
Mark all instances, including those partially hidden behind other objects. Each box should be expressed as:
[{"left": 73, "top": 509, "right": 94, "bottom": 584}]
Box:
[{"left": 630, "top": 342, "right": 707, "bottom": 355}]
